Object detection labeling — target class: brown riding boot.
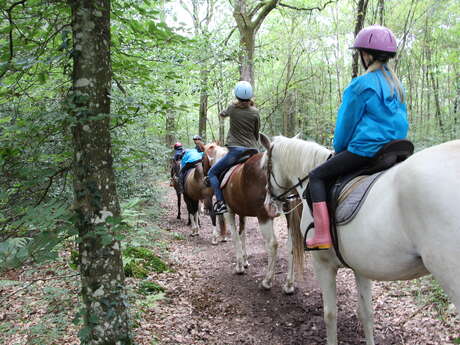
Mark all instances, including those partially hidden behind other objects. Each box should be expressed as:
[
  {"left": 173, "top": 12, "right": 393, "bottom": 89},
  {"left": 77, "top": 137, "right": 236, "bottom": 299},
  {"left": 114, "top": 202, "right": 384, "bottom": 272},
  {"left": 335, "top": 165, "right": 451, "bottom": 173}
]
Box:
[{"left": 306, "top": 201, "right": 332, "bottom": 250}]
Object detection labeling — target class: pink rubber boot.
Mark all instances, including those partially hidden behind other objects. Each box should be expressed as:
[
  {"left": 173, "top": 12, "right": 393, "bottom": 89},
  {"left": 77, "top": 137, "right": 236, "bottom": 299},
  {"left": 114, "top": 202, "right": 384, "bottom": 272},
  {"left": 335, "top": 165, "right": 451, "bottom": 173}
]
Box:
[{"left": 306, "top": 201, "right": 332, "bottom": 250}]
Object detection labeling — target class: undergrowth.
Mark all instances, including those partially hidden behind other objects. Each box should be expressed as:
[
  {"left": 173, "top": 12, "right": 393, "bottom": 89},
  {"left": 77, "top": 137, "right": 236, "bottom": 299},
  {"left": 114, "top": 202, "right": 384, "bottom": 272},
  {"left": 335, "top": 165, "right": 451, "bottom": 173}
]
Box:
[{"left": 0, "top": 180, "right": 182, "bottom": 345}]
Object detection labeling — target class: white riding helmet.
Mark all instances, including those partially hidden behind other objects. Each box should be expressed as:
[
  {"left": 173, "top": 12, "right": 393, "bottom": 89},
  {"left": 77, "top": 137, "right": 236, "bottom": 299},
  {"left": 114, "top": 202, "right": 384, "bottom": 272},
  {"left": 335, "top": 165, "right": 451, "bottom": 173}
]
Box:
[{"left": 234, "top": 81, "right": 253, "bottom": 100}]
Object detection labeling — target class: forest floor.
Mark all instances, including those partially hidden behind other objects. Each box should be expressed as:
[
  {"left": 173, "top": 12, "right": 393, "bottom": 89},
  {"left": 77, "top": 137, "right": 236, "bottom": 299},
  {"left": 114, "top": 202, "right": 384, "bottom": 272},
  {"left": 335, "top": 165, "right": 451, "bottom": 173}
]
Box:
[{"left": 0, "top": 182, "right": 459, "bottom": 345}]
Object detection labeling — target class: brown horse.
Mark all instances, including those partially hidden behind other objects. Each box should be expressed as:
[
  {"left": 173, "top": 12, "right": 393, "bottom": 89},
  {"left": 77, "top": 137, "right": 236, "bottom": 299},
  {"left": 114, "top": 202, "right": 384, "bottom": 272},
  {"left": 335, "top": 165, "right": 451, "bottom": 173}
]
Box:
[
  {"left": 183, "top": 162, "right": 227, "bottom": 243},
  {"left": 202, "top": 138, "right": 301, "bottom": 293},
  {"left": 170, "top": 159, "right": 182, "bottom": 219}
]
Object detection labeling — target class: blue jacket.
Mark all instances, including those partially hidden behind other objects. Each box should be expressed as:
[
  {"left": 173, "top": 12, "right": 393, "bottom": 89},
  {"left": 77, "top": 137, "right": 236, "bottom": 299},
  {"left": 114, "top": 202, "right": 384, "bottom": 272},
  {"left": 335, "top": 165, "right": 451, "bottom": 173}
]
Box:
[
  {"left": 333, "top": 67, "right": 408, "bottom": 157},
  {"left": 181, "top": 149, "right": 203, "bottom": 168}
]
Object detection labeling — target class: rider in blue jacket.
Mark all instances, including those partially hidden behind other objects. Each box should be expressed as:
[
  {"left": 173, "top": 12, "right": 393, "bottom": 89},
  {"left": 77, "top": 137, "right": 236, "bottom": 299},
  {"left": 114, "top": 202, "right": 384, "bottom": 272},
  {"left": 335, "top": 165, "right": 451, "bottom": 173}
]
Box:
[{"left": 305, "top": 25, "right": 409, "bottom": 250}]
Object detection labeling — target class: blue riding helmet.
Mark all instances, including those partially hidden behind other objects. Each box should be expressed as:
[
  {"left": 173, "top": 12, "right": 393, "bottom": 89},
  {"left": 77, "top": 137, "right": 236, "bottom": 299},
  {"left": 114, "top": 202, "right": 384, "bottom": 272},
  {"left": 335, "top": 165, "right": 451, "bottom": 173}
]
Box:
[{"left": 234, "top": 81, "right": 253, "bottom": 100}]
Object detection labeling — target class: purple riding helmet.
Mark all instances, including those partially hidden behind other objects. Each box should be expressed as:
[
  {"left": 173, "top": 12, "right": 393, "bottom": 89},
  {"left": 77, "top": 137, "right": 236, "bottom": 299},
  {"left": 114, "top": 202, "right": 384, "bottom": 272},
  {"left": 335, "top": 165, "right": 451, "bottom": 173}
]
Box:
[{"left": 351, "top": 25, "right": 397, "bottom": 53}]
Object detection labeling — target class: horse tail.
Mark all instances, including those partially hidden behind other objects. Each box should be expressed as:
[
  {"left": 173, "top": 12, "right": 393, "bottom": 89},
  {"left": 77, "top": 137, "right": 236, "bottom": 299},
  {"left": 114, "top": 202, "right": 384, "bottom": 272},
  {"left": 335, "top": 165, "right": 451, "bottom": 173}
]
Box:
[{"left": 286, "top": 199, "right": 304, "bottom": 277}]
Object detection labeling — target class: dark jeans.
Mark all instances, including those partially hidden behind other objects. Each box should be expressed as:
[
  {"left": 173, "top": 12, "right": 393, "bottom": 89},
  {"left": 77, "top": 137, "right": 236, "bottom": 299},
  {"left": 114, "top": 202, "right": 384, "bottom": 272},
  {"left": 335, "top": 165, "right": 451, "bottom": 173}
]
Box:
[
  {"left": 208, "top": 146, "right": 249, "bottom": 202},
  {"left": 309, "top": 150, "right": 372, "bottom": 203}
]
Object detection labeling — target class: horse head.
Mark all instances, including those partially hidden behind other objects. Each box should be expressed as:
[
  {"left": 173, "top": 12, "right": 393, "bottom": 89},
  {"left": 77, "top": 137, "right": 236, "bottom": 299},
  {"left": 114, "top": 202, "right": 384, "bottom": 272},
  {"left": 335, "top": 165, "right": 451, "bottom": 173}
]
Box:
[{"left": 202, "top": 142, "right": 228, "bottom": 174}]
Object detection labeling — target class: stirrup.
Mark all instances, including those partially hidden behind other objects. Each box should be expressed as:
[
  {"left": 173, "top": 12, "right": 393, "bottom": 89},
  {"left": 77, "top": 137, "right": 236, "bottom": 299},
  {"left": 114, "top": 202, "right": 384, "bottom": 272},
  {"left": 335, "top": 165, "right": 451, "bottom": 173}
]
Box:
[{"left": 303, "top": 222, "right": 332, "bottom": 251}]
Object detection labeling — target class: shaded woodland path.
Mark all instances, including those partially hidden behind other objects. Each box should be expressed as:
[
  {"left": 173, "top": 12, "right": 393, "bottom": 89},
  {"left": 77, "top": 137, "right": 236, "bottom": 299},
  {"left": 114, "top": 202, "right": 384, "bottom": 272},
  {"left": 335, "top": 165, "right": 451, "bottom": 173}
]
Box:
[{"left": 143, "top": 183, "right": 459, "bottom": 345}]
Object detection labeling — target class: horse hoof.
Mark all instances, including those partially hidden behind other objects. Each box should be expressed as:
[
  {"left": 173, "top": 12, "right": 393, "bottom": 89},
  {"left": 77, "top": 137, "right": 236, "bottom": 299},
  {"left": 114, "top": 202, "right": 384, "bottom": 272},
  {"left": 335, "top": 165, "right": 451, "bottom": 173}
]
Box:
[
  {"left": 177, "top": 216, "right": 181, "bottom": 219},
  {"left": 211, "top": 238, "right": 218, "bottom": 245},
  {"left": 282, "top": 284, "right": 295, "bottom": 295},
  {"left": 221, "top": 237, "right": 229, "bottom": 242},
  {"left": 243, "top": 261, "right": 249, "bottom": 268},
  {"left": 261, "top": 280, "right": 272, "bottom": 290},
  {"left": 234, "top": 265, "right": 245, "bottom": 275}
]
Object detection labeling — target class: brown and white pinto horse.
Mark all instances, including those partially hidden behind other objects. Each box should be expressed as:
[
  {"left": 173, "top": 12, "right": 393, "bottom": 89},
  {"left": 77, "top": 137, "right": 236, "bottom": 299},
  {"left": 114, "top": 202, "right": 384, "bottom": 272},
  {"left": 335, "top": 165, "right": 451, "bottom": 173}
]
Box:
[
  {"left": 183, "top": 162, "right": 227, "bottom": 243},
  {"left": 202, "top": 138, "right": 302, "bottom": 293}
]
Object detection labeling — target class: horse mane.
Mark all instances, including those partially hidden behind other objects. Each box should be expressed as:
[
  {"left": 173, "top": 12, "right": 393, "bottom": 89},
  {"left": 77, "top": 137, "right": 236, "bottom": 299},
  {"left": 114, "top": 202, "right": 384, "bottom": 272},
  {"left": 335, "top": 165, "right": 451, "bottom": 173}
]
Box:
[{"left": 271, "top": 136, "right": 332, "bottom": 176}]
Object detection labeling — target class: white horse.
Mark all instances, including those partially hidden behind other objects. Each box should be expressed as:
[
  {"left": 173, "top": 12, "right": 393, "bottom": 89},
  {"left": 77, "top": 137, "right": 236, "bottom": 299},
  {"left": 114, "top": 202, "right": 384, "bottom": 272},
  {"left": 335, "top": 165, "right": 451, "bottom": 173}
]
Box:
[{"left": 260, "top": 135, "right": 460, "bottom": 345}]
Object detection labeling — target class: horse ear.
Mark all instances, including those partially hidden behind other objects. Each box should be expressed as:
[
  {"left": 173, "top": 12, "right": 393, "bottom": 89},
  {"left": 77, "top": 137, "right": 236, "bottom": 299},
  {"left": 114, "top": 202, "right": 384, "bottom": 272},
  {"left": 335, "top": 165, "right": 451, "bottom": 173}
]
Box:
[{"left": 259, "top": 132, "right": 271, "bottom": 150}]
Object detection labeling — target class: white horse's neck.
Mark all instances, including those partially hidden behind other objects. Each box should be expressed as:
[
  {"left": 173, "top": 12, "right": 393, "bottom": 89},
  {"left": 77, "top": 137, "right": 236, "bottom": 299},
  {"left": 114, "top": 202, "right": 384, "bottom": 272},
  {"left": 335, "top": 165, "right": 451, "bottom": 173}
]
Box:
[{"left": 272, "top": 136, "right": 332, "bottom": 180}]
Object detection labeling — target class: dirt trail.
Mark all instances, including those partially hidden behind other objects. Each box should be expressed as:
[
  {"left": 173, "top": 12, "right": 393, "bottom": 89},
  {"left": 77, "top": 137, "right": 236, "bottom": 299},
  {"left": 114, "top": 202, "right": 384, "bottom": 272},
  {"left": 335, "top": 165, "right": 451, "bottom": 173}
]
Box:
[{"left": 144, "top": 184, "right": 459, "bottom": 345}]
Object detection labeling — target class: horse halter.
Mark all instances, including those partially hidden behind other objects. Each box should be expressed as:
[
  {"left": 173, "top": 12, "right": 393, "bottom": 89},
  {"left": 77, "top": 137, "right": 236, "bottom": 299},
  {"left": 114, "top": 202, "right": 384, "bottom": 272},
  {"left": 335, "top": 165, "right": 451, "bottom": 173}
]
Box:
[{"left": 266, "top": 144, "right": 310, "bottom": 202}]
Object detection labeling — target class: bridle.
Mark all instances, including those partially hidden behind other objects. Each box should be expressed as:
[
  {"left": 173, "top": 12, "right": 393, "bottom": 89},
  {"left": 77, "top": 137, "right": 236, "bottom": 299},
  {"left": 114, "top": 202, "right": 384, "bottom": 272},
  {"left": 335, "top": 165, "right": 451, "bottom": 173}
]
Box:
[{"left": 266, "top": 144, "right": 310, "bottom": 202}]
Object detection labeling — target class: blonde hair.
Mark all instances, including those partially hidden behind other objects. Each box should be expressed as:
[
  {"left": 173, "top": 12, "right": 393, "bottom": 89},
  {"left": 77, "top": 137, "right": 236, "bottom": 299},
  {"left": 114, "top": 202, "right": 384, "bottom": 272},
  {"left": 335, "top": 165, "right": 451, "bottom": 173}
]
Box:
[
  {"left": 233, "top": 99, "right": 255, "bottom": 109},
  {"left": 367, "top": 62, "right": 405, "bottom": 103}
]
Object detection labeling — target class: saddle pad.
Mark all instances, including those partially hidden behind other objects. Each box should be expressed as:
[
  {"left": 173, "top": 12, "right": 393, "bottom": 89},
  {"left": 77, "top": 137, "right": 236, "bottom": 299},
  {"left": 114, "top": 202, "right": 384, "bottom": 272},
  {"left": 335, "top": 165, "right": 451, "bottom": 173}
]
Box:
[
  {"left": 220, "top": 164, "right": 243, "bottom": 189},
  {"left": 335, "top": 171, "right": 384, "bottom": 225}
]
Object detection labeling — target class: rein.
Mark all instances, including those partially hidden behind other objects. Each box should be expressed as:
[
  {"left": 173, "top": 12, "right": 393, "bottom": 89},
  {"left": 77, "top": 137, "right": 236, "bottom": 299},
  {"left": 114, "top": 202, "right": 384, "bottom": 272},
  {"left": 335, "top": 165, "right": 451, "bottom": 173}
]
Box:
[{"left": 266, "top": 144, "right": 309, "bottom": 202}]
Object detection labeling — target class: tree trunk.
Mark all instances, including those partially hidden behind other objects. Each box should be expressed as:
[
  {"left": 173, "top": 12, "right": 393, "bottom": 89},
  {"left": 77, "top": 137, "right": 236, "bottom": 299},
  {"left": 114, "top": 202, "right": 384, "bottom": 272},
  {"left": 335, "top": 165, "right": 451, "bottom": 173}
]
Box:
[
  {"left": 282, "top": 17, "right": 297, "bottom": 137},
  {"left": 165, "top": 111, "right": 176, "bottom": 146},
  {"left": 232, "top": 0, "right": 278, "bottom": 85},
  {"left": 378, "top": 0, "right": 385, "bottom": 25},
  {"left": 182, "top": 0, "right": 216, "bottom": 141},
  {"left": 351, "top": 0, "right": 369, "bottom": 79},
  {"left": 67, "top": 0, "right": 131, "bottom": 344},
  {"left": 198, "top": 68, "right": 209, "bottom": 139}
]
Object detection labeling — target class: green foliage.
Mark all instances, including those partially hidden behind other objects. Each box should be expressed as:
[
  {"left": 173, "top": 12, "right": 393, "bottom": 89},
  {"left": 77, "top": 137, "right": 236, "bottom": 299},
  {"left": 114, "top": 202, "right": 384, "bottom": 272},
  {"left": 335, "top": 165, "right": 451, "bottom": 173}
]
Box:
[
  {"left": 171, "top": 231, "right": 186, "bottom": 241},
  {"left": 410, "top": 276, "right": 453, "bottom": 318},
  {"left": 124, "top": 259, "right": 150, "bottom": 278},
  {"left": 424, "top": 278, "right": 452, "bottom": 315},
  {"left": 69, "top": 249, "right": 79, "bottom": 270},
  {"left": 138, "top": 280, "right": 165, "bottom": 295},
  {"left": 136, "top": 292, "right": 166, "bottom": 309},
  {"left": 123, "top": 246, "right": 169, "bottom": 278}
]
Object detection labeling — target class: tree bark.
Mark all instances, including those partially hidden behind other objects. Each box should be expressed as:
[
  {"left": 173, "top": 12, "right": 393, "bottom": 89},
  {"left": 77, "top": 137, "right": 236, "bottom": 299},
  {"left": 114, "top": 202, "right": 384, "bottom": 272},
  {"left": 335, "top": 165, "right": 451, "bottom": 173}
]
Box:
[
  {"left": 198, "top": 68, "right": 209, "bottom": 139},
  {"left": 165, "top": 111, "right": 176, "bottom": 146},
  {"left": 282, "top": 16, "right": 297, "bottom": 137},
  {"left": 378, "top": 0, "right": 384, "bottom": 25},
  {"left": 232, "top": 0, "right": 278, "bottom": 85},
  {"left": 67, "top": 0, "right": 131, "bottom": 344},
  {"left": 181, "top": 0, "right": 216, "bottom": 140},
  {"left": 351, "top": 0, "right": 369, "bottom": 79}
]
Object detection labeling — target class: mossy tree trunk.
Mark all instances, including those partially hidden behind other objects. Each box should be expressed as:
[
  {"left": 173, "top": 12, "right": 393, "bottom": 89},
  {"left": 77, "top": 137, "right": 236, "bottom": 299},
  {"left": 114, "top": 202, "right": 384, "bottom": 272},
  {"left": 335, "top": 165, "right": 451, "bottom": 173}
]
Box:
[{"left": 67, "top": 0, "right": 131, "bottom": 344}]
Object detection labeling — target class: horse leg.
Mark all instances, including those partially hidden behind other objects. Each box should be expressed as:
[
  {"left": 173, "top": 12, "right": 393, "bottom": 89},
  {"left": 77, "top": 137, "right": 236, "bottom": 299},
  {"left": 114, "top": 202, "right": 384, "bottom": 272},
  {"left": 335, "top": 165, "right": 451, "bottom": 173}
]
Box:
[
  {"left": 354, "top": 273, "right": 374, "bottom": 345},
  {"left": 259, "top": 219, "right": 277, "bottom": 290},
  {"left": 191, "top": 211, "right": 199, "bottom": 236},
  {"left": 225, "top": 211, "right": 245, "bottom": 274},
  {"left": 176, "top": 191, "right": 181, "bottom": 219},
  {"left": 239, "top": 216, "right": 249, "bottom": 268},
  {"left": 199, "top": 200, "right": 205, "bottom": 215},
  {"left": 190, "top": 200, "right": 199, "bottom": 236},
  {"left": 312, "top": 252, "right": 338, "bottom": 345},
  {"left": 219, "top": 215, "right": 228, "bottom": 242},
  {"left": 210, "top": 207, "right": 219, "bottom": 245},
  {"left": 283, "top": 225, "right": 295, "bottom": 295},
  {"left": 420, "top": 249, "right": 460, "bottom": 311}
]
